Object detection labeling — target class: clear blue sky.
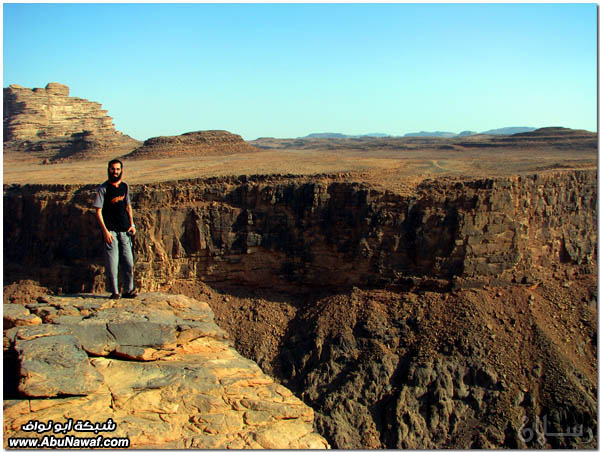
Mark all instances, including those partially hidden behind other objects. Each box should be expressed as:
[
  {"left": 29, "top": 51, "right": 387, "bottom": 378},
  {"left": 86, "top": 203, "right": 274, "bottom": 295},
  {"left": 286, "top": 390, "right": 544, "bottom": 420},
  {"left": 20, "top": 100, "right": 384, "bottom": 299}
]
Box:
[{"left": 3, "top": 3, "right": 597, "bottom": 140}]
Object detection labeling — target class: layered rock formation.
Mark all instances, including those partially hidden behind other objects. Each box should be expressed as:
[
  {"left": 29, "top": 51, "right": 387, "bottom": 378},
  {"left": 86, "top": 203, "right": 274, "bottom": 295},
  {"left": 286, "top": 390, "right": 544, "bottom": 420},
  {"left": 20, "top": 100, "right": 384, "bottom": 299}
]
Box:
[
  {"left": 124, "top": 130, "right": 259, "bottom": 160},
  {"left": 3, "top": 83, "right": 139, "bottom": 162},
  {"left": 3, "top": 170, "right": 597, "bottom": 449},
  {"left": 3, "top": 170, "right": 596, "bottom": 294},
  {"left": 3, "top": 292, "right": 328, "bottom": 449}
]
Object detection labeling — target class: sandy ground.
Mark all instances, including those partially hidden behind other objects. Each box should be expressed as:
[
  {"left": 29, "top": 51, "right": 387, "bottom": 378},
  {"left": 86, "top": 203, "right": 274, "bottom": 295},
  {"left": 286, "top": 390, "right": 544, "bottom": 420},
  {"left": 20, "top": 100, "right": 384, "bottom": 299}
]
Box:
[{"left": 3, "top": 147, "right": 596, "bottom": 194}]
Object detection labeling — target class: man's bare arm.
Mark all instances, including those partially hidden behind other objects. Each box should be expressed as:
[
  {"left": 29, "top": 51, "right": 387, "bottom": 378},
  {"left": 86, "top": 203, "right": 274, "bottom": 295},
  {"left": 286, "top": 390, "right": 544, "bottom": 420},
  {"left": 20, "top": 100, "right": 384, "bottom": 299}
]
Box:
[
  {"left": 125, "top": 204, "right": 136, "bottom": 236},
  {"left": 95, "top": 208, "right": 114, "bottom": 244}
]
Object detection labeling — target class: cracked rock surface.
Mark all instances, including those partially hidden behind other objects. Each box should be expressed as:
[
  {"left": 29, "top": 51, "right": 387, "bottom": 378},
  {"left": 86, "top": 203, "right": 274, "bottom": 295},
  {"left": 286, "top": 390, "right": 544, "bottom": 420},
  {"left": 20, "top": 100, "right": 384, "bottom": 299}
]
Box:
[{"left": 3, "top": 292, "right": 329, "bottom": 449}]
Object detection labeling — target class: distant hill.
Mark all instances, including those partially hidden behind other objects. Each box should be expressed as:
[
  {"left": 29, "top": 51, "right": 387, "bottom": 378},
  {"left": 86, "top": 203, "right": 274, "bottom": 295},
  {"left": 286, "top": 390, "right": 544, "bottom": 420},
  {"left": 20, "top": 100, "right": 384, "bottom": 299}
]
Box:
[
  {"left": 510, "top": 126, "right": 595, "bottom": 137},
  {"left": 403, "top": 127, "right": 537, "bottom": 138},
  {"left": 302, "top": 132, "right": 391, "bottom": 139},
  {"left": 403, "top": 131, "right": 456, "bottom": 138},
  {"left": 249, "top": 126, "right": 596, "bottom": 153},
  {"left": 480, "top": 127, "right": 537, "bottom": 135},
  {"left": 124, "top": 130, "right": 259, "bottom": 160},
  {"left": 304, "top": 133, "right": 349, "bottom": 139},
  {"left": 362, "top": 133, "right": 390, "bottom": 138},
  {"left": 302, "top": 127, "right": 541, "bottom": 140}
]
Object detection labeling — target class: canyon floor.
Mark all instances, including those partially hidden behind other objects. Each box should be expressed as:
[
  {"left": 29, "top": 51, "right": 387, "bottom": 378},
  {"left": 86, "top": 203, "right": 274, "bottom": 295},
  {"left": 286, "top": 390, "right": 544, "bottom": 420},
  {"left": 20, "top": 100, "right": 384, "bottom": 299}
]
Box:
[{"left": 3, "top": 131, "right": 598, "bottom": 449}]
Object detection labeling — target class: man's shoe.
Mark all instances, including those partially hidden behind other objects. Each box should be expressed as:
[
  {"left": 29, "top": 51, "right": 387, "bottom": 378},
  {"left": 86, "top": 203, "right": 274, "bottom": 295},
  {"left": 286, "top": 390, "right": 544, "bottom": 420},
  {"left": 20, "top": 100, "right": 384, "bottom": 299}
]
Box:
[
  {"left": 110, "top": 293, "right": 121, "bottom": 300},
  {"left": 123, "top": 290, "right": 138, "bottom": 299}
]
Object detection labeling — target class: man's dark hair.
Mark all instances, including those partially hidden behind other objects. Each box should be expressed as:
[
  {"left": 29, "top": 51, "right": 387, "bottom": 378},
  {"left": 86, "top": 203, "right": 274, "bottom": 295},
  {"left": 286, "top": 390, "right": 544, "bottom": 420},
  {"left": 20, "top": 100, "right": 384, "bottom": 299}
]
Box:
[{"left": 108, "top": 159, "right": 123, "bottom": 169}]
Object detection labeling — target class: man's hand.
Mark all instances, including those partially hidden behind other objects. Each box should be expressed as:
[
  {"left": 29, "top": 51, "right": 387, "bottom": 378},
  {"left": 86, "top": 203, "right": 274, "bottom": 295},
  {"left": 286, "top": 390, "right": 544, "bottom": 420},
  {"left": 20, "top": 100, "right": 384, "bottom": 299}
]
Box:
[
  {"left": 96, "top": 208, "right": 114, "bottom": 244},
  {"left": 103, "top": 229, "right": 114, "bottom": 245}
]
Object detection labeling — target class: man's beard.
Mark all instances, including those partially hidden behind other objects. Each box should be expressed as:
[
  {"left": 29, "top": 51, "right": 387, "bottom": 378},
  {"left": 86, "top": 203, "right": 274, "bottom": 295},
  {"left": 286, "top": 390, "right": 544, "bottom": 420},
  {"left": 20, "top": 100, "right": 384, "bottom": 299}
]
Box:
[{"left": 108, "top": 172, "right": 122, "bottom": 183}]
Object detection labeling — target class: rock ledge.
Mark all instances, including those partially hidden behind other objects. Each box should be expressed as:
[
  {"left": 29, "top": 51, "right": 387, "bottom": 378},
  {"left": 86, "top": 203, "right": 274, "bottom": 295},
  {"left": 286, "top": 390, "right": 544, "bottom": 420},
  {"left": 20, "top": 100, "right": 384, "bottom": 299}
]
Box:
[{"left": 4, "top": 292, "right": 328, "bottom": 449}]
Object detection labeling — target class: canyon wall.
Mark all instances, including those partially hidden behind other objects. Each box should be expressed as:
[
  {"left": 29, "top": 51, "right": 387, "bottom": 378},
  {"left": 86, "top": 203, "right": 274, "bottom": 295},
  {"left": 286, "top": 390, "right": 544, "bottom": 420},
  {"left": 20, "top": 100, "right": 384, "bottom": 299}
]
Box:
[
  {"left": 3, "top": 170, "right": 596, "bottom": 294},
  {"left": 4, "top": 170, "right": 597, "bottom": 449}
]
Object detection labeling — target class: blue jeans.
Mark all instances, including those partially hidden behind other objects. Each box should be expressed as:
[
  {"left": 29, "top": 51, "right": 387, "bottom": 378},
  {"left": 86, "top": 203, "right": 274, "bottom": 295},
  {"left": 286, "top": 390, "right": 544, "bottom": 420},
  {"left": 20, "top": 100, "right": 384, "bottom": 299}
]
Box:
[{"left": 104, "top": 231, "right": 134, "bottom": 294}]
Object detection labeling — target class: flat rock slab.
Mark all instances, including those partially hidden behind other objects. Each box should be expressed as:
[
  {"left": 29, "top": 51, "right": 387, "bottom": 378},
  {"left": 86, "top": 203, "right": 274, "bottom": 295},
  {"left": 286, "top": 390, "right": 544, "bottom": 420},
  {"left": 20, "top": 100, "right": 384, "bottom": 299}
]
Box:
[
  {"left": 4, "top": 292, "right": 329, "bottom": 449},
  {"left": 3, "top": 303, "right": 42, "bottom": 329},
  {"left": 15, "top": 334, "right": 104, "bottom": 397}
]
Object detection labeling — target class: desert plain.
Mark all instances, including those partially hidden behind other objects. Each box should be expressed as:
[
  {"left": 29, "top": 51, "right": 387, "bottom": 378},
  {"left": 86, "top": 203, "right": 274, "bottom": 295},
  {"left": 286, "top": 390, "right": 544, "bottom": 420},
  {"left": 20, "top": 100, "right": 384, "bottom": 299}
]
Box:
[
  {"left": 3, "top": 129, "right": 597, "bottom": 191},
  {"left": 4, "top": 121, "right": 598, "bottom": 449}
]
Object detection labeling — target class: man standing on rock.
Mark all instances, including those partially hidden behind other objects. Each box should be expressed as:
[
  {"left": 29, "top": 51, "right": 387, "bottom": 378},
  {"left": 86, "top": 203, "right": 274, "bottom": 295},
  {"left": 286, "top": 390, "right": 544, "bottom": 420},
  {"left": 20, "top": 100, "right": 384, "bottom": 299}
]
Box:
[{"left": 94, "top": 159, "right": 138, "bottom": 299}]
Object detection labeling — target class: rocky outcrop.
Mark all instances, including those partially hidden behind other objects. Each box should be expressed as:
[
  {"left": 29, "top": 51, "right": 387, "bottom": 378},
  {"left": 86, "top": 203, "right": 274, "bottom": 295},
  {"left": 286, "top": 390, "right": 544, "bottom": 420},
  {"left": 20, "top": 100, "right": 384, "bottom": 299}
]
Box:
[
  {"left": 124, "top": 130, "right": 259, "bottom": 160},
  {"left": 3, "top": 292, "right": 328, "bottom": 449},
  {"left": 277, "top": 285, "right": 597, "bottom": 448},
  {"left": 3, "top": 83, "right": 139, "bottom": 162},
  {"left": 3, "top": 170, "right": 596, "bottom": 295}
]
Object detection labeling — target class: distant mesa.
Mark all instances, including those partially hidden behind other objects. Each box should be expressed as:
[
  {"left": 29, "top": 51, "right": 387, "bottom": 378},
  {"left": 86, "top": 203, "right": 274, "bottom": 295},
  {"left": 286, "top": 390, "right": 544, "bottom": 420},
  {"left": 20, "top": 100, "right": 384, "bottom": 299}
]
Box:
[
  {"left": 250, "top": 126, "right": 596, "bottom": 154},
  {"left": 123, "top": 130, "right": 260, "bottom": 160},
  {"left": 453, "top": 126, "right": 597, "bottom": 152},
  {"left": 3, "top": 82, "right": 140, "bottom": 163},
  {"left": 511, "top": 126, "right": 597, "bottom": 138},
  {"left": 402, "top": 127, "right": 537, "bottom": 138},
  {"left": 300, "top": 128, "right": 541, "bottom": 140},
  {"left": 304, "top": 132, "right": 349, "bottom": 139},
  {"left": 481, "top": 127, "right": 537, "bottom": 135},
  {"left": 302, "top": 132, "right": 391, "bottom": 139},
  {"left": 403, "top": 131, "right": 456, "bottom": 138},
  {"left": 362, "top": 133, "right": 390, "bottom": 138}
]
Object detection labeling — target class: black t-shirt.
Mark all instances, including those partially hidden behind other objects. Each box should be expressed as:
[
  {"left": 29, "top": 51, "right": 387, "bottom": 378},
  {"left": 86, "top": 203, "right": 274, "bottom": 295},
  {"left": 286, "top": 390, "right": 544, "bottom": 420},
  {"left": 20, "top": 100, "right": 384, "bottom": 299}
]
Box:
[{"left": 94, "top": 181, "right": 131, "bottom": 232}]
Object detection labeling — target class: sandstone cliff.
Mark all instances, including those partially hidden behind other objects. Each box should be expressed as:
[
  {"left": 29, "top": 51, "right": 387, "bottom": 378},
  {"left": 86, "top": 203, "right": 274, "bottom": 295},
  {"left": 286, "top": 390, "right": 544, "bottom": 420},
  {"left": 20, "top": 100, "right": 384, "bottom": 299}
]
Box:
[
  {"left": 3, "top": 83, "right": 139, "bottom": 162},
  {"left": 124, "top": 130, "right": 259, "bottom": 160},
  {"left": 3, "top": 292, "right": 329, "bottom": 449}
]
